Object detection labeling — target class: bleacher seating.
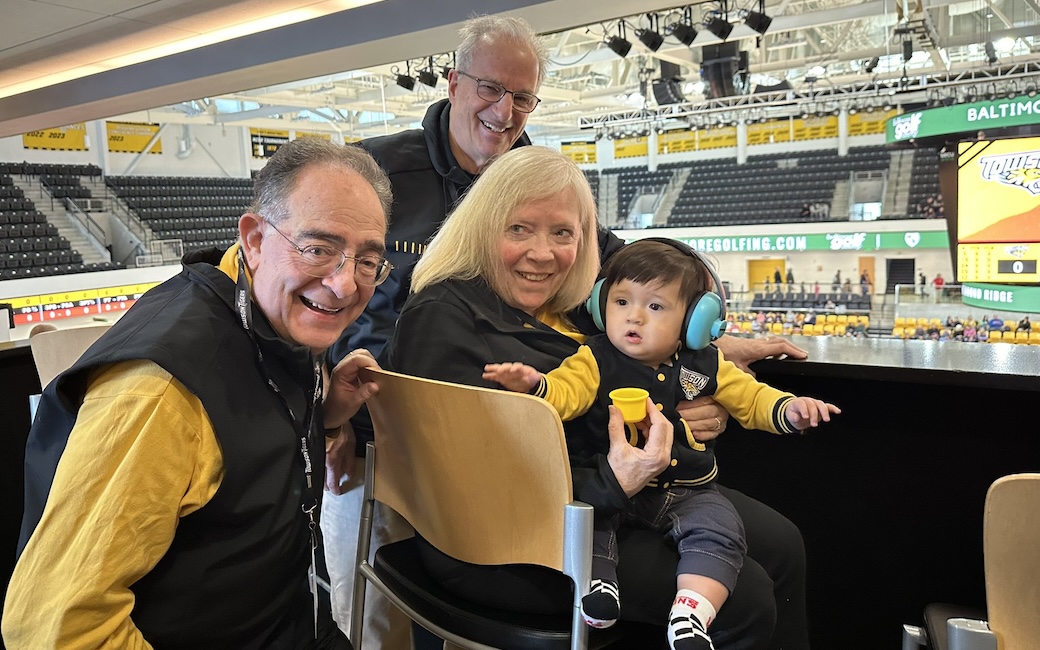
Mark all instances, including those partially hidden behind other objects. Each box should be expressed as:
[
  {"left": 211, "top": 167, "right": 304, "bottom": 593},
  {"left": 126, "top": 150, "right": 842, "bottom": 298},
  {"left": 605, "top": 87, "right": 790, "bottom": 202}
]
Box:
[
  {"left": 750, "top": 290, "right": 871, "bottom": 312},
  {"left": 107, "top": 175, "right": 252, "bottom": 252},
  {"left": 601, "top": 165, "right": 673, "bottom": 223},
  {"left": 0, "top": 171, "right": 93, "bottom": 279},
  {"left": 666, "top": 146, "right": 891, "bottom": 227}
]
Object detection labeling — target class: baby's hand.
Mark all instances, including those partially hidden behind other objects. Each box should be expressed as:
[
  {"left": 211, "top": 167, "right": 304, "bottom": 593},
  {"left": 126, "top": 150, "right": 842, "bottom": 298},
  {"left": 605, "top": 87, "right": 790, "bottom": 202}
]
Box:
[
  {"left": 483, "top": 362, "right": 542, "bottom": 393},
  {"left": 785, "top": 396, "right": 841, "bottom": 431}
]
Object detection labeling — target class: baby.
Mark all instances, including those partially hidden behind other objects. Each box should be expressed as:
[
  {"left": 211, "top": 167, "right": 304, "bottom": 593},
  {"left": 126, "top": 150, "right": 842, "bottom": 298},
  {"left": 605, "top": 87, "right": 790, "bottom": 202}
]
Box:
[{"left": 484, "top": 238, "right": 839, "bottom": 650}]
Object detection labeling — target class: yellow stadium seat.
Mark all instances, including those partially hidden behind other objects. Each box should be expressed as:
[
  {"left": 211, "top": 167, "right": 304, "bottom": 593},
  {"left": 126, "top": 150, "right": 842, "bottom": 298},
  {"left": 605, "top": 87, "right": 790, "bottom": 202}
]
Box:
[
  {"left": 740, "top": 321, "right": 753, "bottom": 333},
  {"left": 836, "top": 315, "right": 848, "bottom": 325},
  {"left": 929, "top": 318, "right": 941, "bottom": 327},
  {"left": 802, "top": 323, "right": 815, "bottom": 336},
  {"left": 826, "top": 314, "right": 837, "bottom": 324},
  {"left": 822, "top": 323, "right": 835, "bottom": 335},
  {"left": 1015, "top": 331, "right": 1029, "bottom": 344},
  {"left": 835, "top": 324, "right": 847, "bottom": 336},
  {"left": 891, "top": 326, "right": 905, "bottom": 338},
  {"left": 894, "top": 317, "right": 906, "bottom": 328},
  {"left": 860, "top": 316, "right": 871, "bottom": 327},
  {"left": 903, "top": 317, "right": 917, "bottom": 327},
  {"left": 1030, "top": 332, "right": 1040, "bottom": 345}
]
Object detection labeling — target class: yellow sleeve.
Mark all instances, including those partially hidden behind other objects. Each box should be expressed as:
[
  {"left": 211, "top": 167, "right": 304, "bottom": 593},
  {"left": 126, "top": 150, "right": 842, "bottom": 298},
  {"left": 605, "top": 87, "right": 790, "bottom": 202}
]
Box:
[
  {"left": 712, "top": 348, "right": 797, "bottom": 434},
  {"left": 533, "top": 345, "right": 601, "bottom": 421},
  {"left": 2, "top": 360, "right": 223, "bottom": 650}
]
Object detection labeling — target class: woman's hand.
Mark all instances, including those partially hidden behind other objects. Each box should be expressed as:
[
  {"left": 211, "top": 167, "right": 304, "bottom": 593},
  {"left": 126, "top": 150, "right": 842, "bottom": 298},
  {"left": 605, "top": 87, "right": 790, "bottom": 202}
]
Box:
[
  {"left": 606, "top": 399, "right": 673, "bottom": 498},
  {"left": 715, "top": 335, "right": 807, "bottom": 375},
  {"left": 323, "top": 349, "right": 380, "bottom": 431},
  {"left": 677, "top": 395, "right": 729, "bottom": 442}
]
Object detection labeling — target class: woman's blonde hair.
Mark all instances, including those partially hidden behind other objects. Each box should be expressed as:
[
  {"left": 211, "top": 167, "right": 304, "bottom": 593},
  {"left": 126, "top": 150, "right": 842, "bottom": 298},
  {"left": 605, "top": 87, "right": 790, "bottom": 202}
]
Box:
[{"left": 412, "top": 146, "right": 600, "bottom": 314}]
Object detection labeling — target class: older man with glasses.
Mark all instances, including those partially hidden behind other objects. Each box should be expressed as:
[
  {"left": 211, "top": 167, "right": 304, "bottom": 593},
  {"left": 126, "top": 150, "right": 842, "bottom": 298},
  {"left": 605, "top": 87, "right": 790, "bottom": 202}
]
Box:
[
  {"left": 4, "top": 138, "right": 391, "bottom": 650},
  {"left": 320, "top": 14, "right": 549, "bottom": 650}
]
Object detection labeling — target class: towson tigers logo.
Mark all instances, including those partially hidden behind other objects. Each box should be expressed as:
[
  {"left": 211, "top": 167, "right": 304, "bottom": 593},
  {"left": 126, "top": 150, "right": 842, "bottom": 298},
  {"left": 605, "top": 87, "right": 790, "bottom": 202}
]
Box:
[
  {"left": 679, "top": 366, "right": 709, "bottom": 400},
  {"left": 978, "top": 150, "right": 1040, "bottom": 195}
]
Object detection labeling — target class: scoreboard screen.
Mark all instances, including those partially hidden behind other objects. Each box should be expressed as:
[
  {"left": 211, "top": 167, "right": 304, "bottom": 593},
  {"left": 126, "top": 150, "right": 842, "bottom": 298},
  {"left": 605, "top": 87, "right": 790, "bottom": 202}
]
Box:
[
  {"left": 957, "top": 137, "right": 1040, "bottom": 283},
  {"left": 958, "top": 243, "right": 1040, "bottom": 283}
]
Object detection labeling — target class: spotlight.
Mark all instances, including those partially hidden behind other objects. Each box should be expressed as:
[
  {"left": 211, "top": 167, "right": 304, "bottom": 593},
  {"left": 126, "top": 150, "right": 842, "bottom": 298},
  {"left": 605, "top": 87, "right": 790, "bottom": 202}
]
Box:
[
  {"left": 607, "top": 35, "right": 632, "bottom": 58},
  {"left": 671, "top": 22, "right": 697, "bottom": 46},
  {"left": 985, "top": 41, "right": 998, "bottom": 65},
  {"left": 864, "top": 56, "right": 880, "bottom": 73},
  {"left": 1026, "top": 84, "right": 1038, "bottom": 98},
  {"left": 942, "top": 96, "right": 956, "bottom": 107},
  {"left": 705, "top": 14, "right": 733, "bottom": 41},
  {"left": 395, "top": 73, "right": 415, "bottom": 91},
  {"left": 417, "top": 69, "right": 438, "bottom": 88},
  {"left": 636, "top": 28, "right": 664, "bottom": 52},
  {"left": 741, "top": 10, "right": 772, "bottom": 35}
]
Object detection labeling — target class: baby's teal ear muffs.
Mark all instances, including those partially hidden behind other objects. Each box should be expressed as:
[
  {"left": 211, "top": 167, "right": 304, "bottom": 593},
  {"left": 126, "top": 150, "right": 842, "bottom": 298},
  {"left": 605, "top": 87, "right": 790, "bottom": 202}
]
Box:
[{"left": 585, "top": 238, "right": 727, "bottom": 351}]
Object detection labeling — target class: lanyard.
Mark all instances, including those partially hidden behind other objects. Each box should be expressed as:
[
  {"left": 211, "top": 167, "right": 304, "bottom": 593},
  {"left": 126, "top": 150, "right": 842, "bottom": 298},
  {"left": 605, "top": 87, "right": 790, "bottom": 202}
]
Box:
[{"left": 235, "top": 248, "right": 322, "bottom": 635}]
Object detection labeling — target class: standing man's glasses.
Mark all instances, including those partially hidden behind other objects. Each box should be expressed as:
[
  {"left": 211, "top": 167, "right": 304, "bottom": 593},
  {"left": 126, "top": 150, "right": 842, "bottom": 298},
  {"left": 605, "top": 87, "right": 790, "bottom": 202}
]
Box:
[
  {"left": 264, "top": 219, "right": 393, "bottom": 286},
  {"left": 456, "top": 71, "right": 541, "bottom": 113}
]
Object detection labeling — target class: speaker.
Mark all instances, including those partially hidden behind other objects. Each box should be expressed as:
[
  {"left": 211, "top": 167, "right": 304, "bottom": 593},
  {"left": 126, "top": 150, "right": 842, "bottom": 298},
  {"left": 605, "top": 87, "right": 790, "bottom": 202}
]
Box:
[
  {"left": 652, "top": 79, "right": 686, "bottom": 105},
  {"left": 585, "top": 238, "right": 727, "bottom": 351},
  {"left": 700, "top": 42, "right": 740, "bottom": 99},
  {"left": 902, "top": 39, "right": 913, "bottom": 62}
]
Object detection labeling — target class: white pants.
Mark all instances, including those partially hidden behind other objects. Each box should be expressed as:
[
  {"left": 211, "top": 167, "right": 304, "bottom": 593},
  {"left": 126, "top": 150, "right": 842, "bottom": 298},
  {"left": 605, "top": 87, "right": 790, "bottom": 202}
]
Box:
[{"left": 321, "top": 461, "right": 415, "bottom": 650}]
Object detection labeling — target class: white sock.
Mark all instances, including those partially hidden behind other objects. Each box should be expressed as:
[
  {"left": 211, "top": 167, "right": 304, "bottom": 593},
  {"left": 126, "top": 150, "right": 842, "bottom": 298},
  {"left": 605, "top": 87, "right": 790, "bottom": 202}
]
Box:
[{"left": 668, "top": 589, "right": 717, "bottom": 650}]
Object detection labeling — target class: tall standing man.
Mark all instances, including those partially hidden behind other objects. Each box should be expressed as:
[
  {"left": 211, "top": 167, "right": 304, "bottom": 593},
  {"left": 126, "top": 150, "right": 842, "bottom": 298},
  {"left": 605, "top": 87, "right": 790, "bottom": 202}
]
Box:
[
  {"left": 3, "top": 139, "right": 392, "bottom": 650},
  {"left": 321, "top": 13, "right": 809, "bottom": 650},
  {"left": 321, "top": 16, "right": 549, "bottom": 649}
]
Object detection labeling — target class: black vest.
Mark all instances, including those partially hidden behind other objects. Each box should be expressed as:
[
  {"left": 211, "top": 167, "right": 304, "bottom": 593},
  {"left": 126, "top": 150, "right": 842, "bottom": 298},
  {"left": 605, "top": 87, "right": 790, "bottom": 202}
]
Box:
[{"left": 20, "top": 256, "right": 327, "bottom": 649}]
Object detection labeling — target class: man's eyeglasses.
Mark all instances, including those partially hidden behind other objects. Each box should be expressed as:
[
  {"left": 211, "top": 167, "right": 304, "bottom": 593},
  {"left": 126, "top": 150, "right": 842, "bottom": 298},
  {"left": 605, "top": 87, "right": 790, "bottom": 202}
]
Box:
[
  {"left": 456, "top": 71, "right": 541, "bottom": 113},
  {"left": 265, "top": 219, "right": 393, "bottom": 286}
]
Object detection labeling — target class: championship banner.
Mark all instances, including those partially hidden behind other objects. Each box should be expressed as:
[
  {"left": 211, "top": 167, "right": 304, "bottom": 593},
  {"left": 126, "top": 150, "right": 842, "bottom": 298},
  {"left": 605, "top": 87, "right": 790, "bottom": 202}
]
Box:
[
  {"left": 847, "top": 110, "right": 895, "bottom": 136},
  {"left": 792, "top": 116, "right": 838, "bottom": 141},
  {"left": 697, "top": 125, "right": 737, "bottom": 150},
  {"left": 295, "top": 131, "right": 332, "bottom": 141},
  {"left": 251, "top": 128, "right": 290, "bottom": 158},
  {"left": 657, "top": 131, "right": 697, "bottom": 155},
  {"left": 107, "top": 121, "right": 163, "bottom": 154},
  {"left": 746, "top": 120, "right": 791, "bottom": 146},
  {"left": 614, "top": 136, "right": 649, "bottom": 159},
  {"left": 22, "top": 124, "right": 88, "bottom": 151},
  {"left": 561, "top": 141, "right": 597, "bottom": 164}
]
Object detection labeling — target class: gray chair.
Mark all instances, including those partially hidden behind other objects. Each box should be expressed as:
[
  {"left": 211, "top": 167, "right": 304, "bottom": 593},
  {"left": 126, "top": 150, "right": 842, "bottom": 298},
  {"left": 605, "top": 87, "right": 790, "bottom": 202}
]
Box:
[{"left": 902, "top": 473, "right": 1040, "bottom": 650}]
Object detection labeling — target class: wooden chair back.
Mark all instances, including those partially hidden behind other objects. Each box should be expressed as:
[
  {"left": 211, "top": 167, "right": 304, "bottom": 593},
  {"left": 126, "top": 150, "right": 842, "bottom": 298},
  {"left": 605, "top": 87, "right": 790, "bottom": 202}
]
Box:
[
  {"left": 362, "top": 367, "right": 574, "bottom": 570},
  {"left": 984, "top": 473, "right": 1040, "bottom": 649},
  {"left": 29, "top": 325, "right": 110, "bottom": 388}
]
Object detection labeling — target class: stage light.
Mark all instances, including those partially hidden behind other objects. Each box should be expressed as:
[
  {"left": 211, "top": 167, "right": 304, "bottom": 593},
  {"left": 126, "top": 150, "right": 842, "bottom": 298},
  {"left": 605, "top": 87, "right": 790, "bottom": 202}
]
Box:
[
  {"left": 705, "top": 14, "right": 732, "bottom": 41},
  {"left": 607, "top": 35, "right": 632, "bottom": 58},
  {"left": 1026, "top": 84, "right": 1037, "bottom": 98},
  {"left": 637, "top": 28, "right": 664, "bottom": 52},
  {"left": 671, "top": 22, "right": 697, "bottom": 46},
  {"left": 741, "top": 10, "right": 772, "bottom": 35},
  {"left": 392, "top": 65, "right": 416, "bottom": 91},
  {"left": 864, "top": 56, "right": 880, "bottom": 73},
  {"left": 417, "top": 69, "right": 438, "bottom": 88},
  {"left": 985, "top": 41, "right": 998, "bottom": 65}
]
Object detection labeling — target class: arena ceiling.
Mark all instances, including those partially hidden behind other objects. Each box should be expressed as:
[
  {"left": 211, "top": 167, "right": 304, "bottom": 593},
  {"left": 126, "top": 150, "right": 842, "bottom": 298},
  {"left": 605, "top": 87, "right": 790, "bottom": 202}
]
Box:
[{"left": 1, "top": 0, "right": 1038, "bottom": 140}]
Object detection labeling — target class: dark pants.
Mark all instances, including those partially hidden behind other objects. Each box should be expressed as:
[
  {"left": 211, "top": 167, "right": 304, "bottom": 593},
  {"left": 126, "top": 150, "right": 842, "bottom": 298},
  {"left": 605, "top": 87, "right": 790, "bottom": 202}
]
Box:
[
  {"left": 593, "top": 486, "right": 746, "bottom": 594},
  {"left": 416, "top": 486, "right": 809, "bottom": 650}
]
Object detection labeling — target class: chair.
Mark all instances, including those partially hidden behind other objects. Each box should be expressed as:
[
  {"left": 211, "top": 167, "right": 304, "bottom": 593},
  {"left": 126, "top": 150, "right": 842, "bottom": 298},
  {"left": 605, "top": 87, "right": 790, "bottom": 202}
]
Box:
[
  {"left": 903, "top": 474, "right": 1040, "bottom": 650},
  {"left": 350, "top": 368, "right": 608, "bottom": 650},
  {"left": 29, "top": 325, "right": 110, "bottom": 389}
]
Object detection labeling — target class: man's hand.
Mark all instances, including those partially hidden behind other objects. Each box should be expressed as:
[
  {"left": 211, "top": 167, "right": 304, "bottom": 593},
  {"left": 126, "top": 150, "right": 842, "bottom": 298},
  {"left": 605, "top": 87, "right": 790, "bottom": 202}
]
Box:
[
  {"left": 785, "top": 397, "right": 841, "bottom": 431},
  {"left": 482, "top": 362, "right": 541, "bottom": 393},
  {"left": 323, "top": 349, "right": 379, "bottom": 430},
  {"left": 606, "top": 399, "right": 673, "bottom": 498},
  {"left": 677, "top": 395, "right": 729, "bottom": 442},
  {"left": 716, "top": 335, "right": 808, "bottom": 375},
  {"left": 325, "top": 423, "right": 357, "bottom": 494}
]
